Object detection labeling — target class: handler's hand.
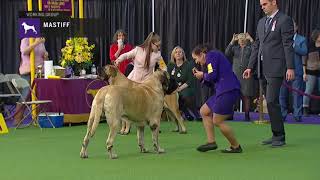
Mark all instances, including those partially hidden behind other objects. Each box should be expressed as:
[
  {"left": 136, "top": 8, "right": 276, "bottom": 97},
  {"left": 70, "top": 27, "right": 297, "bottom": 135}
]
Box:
[
  {"left": 43, "top": 51, "right": 49, "bottom": 60},
  {"left": 192, "top": 68, "right": 204, "bottom": 80},
  {"left": 286, "top": 69, "right": 295, "bottom": 81},
  {"left": 114, "top": 59, "right": 120, "bottom": 67},
  {"left": 243, "top": 69, "right": 252, "bottom": 79}
]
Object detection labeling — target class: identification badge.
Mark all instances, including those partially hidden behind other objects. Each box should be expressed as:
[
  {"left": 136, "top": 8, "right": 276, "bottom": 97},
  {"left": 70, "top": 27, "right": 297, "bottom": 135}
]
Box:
[
  {"left": 271, "top": 20, "right": 277, "bottom": 31},
  {"left": 207, "top": 63, "right": 213, "bottom": 73},
  {"left": 171, "top": 68, "right": 175, "bottom": 75}
]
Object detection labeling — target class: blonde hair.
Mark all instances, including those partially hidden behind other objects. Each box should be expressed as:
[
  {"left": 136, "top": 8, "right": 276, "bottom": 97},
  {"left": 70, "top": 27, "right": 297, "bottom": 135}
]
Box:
[
  {"left": 139, "top": 32, "right": 161, "bottom": 69},
  {"left": 170, "top": 46, "right": 187, "bottom": 63},
  {"left": 237, "top": 33, "right": 246, "bottom": 40}
]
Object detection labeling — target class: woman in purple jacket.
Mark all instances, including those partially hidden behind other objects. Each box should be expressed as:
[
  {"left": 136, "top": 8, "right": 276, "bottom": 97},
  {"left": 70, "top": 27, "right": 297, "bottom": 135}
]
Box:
[{"left": 192, "top": 44, "right": 242, "bottom": 153}]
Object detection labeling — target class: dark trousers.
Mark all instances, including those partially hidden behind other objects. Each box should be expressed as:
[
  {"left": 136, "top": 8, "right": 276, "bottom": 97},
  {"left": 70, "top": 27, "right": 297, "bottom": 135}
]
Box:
[
  {"left": 179, "top": 95, "right": 198, "bottom": 118},
  {"left": 260, "top": 77, "right": 285, "bottom": 137}
]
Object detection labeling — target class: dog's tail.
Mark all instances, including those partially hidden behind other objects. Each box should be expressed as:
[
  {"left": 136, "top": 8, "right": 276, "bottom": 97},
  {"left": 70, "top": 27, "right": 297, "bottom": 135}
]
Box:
[{"left": 86, "top": 87, "right": 107, "bottom": 137}]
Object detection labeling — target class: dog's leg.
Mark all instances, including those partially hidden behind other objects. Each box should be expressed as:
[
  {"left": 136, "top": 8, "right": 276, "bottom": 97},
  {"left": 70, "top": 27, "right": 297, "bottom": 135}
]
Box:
[
  {"left": 163, "top": 108, "right": 179, "bottom": 132},
  {"left": 123, "top": 121, "right": 131, "bottom": 135},
  {"left": 80, "top": 132, "right": 90, "bottom": 158},
  {"left": 150, "top": 122, "right": 165, "bottom": 153},
  {"left": 106, "top": 120, "right": 120, "bottom": 159},
  {"left": 137, "top": 125, "right": 148, "bottom": 153},
  {"left": 173, "top": 94, "right": 187, "bottom": 133},
  {"left": 120, "top": 120, "right": 125, "bottom": 134},
  {"left": 172, "top": 109, "right": 187, "bottom": 134},
  {"left": 80, "top": 103, "right": 99, "bottom": 159},
  {"left": 164, "top": 94, "right": 187, "bottom": 134},
  {"left": 165, "top": 108, "right": 179, "bottom": 132}
]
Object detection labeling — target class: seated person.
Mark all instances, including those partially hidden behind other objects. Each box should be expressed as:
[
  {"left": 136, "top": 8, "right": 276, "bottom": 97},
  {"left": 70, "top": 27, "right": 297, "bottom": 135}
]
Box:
[{"left": 14, "top": 37, "right": 48, "bottom": 126}]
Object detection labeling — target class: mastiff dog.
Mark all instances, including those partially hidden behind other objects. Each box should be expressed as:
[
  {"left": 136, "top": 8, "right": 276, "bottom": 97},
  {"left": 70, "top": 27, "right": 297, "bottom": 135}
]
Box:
[
  {"left": 80, "top": 69, "right": 176, "bottom": 159},
  {"left": 101, "top": 65, "right": 187, "bottom": 133}
]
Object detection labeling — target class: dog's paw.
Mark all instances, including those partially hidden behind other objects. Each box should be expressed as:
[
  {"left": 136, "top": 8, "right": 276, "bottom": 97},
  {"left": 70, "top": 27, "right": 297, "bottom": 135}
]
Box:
[
  {"left": 140, "top": 146, "right": 149, "bottom": 153},
  {"left": 171, "top": 129, "right": 179, "bottom": 132},
  {"left": 109, "top": 153, "right": 118, "bottom": 159},
  {"left": 80, "top": 151, "right": 88, "bottom": 159},
  {"left": 155, "top": 147, "right": 165, "bottom": 154}
]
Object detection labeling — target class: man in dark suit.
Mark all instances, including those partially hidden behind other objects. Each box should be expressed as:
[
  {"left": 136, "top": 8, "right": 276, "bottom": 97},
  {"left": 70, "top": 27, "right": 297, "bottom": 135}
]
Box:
[{"left": 243, "top": 0, "right": 295, "bottom": 147}]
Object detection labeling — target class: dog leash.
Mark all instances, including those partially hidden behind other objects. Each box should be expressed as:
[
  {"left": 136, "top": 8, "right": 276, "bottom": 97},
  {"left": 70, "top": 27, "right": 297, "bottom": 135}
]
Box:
[
  {"left": 85, "top": 79, "right": 108, "bottom": 108},
  {"left": 282, "top": 81, "right": 320, "bottom": 100}
]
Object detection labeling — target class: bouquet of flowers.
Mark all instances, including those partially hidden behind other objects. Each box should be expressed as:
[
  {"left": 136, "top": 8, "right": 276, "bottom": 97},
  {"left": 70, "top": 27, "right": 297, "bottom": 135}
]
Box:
[{"left": 60, "top": 37, "right": 95, "bottom": 75}]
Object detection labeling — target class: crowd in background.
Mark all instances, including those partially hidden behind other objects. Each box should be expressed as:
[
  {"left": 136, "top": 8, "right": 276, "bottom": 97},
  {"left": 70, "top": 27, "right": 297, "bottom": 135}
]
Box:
[{"left": 107, "top": 25, "right": 320, "bottom": 123}]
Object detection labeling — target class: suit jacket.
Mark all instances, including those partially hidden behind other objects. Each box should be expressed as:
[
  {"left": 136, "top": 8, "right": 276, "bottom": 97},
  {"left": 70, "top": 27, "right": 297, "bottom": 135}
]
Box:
[
  {"left": 293, "top": 34, "right": 308, "bottom": 76},
  {"left": 248, "top": 11, "right": 295, "bottom": 78},
  {"left": 203, "top": 51, "right": 240, "bottom": 97}
]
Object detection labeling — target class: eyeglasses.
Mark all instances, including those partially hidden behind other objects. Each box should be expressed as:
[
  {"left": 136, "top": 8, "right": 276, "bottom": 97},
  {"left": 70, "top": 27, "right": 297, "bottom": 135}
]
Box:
[{"left": 153, "top": 42, "right": 161, "bottom": 49}]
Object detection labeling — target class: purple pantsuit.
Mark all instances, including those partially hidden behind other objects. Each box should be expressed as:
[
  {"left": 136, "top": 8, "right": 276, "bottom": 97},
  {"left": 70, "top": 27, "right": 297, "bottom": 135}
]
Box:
[{"left": 202, "top": 51, "right": 241, "bottom": 115}]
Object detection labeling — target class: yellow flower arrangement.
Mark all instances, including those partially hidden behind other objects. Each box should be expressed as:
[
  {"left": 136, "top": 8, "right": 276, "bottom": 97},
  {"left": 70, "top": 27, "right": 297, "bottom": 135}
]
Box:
[{"left": 60, "top": 38, "right": 95, "bottom": 73}]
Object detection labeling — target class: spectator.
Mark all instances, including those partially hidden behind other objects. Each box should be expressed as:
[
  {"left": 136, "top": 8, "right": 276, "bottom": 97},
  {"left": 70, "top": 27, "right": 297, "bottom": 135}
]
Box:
[
  {"left": 302, "top": 29, "right": 320, "bottom": 115},
  {"left": 14, "top": 37, "right": 48, "bottom": 126},
  {"left": 167, "top": 46, "right": 198, "bottom": 120},
  {"left": 109, "top": 29, "right": 133, "bottom": 75},
  {"left": 225, "top": 33, "right": 255, "bottom": 121},
  {"left": 279, "top": 20, "right": 308, "bottom": 121}
]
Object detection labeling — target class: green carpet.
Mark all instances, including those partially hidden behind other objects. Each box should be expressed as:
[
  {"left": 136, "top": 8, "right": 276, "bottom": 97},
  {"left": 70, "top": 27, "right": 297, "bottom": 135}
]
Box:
[{"left": 1, "top": 121, "right": 319, "bottom": 180}]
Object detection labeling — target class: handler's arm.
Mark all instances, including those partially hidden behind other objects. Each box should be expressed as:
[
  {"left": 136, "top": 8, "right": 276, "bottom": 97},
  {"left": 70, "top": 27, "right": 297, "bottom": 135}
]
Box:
[
  {"left": 203, "top": 59, "right": 219, "bottom": 84},
  {"left": 116, "top": 47, "right": 138, "bottom": 63}
]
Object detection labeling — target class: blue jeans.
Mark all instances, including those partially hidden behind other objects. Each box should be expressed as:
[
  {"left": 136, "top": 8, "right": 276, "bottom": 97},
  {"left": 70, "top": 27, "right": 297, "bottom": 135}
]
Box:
[
  {"left": 19, "top": 74, "right": 30, "bottom": 101},
  {"left": 279, "top": 76, "right": 303, "bottom": 119},
  {"left": 303, "top": 74, "right": 320, "bottom": 108}
]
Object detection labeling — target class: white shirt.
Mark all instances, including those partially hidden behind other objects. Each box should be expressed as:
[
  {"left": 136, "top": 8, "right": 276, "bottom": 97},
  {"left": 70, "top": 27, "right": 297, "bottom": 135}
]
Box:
[{"left": 268, "top": 9, "right": 279, "bottom": 19}]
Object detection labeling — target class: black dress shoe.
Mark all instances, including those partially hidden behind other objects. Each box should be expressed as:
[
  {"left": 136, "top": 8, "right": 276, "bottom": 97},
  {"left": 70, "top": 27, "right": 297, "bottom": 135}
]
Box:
[
  {"left": 261, "top": 137, "right": 273, "bottom": 145},
  {"left": 262, "top": 135, "right": 285, "bottom": 145},
  {"left": 196, "top": 142, "right": 218, "bottom": 152},
  {"left": 244, "top": 113, "right": 250, "bottom": 121},
  {"left": 221, "top": 145, "right": 243, "bottom": 153},
  {"left": 271, "top": 140, "right": 286, "bottom": 147},
  {"left": 294, "top": 117, "right": 302, "bottom": 122},
  {"left": 282, "top": 116, "right": 287, "bottom": 122}
]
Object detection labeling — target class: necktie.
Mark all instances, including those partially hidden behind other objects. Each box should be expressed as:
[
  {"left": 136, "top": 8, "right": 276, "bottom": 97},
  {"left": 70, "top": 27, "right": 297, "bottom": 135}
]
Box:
[{"left": 264, "top": 17, "right": 272, "bottom": 33}]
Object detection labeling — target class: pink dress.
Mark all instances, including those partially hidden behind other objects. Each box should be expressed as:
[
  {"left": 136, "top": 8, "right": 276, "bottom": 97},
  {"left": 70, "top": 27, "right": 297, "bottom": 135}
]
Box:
[
  {"left": 117, "top": 46, "right": 162, "bottom": 83},
  {"left": 19, "top": 38, "right": 46, "bottom": 75}
]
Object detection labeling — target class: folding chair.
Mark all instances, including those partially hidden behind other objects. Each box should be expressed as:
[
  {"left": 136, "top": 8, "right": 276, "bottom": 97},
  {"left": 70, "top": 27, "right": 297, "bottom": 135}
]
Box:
[
  {"left": 0, "top": 73, "right": 21, "bottom": 120},
  {"left": 9, "top": 76, "right": 55, "bottom": 129}
]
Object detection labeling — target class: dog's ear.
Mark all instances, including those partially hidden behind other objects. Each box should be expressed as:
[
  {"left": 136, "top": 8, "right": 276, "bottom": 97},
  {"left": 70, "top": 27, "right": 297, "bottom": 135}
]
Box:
[
  {"left": 97, "top": 66, "right": 107, "bottom": 81},
  {"left": 97, "top": 65, "right": 118, "bottom": 81},
  {"left": 158, "top": 71, "right": 169, "bottom": 93},
  {"left": 166, "top": 74, "right": 179, "bottom": 95},
  {"left": 107, "top": 65, "right": 118, "bottom": 78},
  {"left": 160, "top": 71, "right": 179, "bottom": 95}
]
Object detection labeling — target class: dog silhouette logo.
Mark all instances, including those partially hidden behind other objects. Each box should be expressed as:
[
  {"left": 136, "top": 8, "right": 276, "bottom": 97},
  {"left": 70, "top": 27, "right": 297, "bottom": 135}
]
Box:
[
  {"left": 18, "top": 18, "right": 40, "bottom": 38},
  {"left": 21, "top": 22, "right": 37, "bottom": 34}
]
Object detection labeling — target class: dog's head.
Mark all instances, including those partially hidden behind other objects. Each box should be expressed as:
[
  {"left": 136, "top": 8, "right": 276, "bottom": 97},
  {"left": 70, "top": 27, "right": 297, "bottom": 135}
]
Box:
[
  {"left": 154, "top": 70, "right": 178, "bottom": 95},
  {"left": 97, "top": 65, "right": 118, "bottom": 81}
]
